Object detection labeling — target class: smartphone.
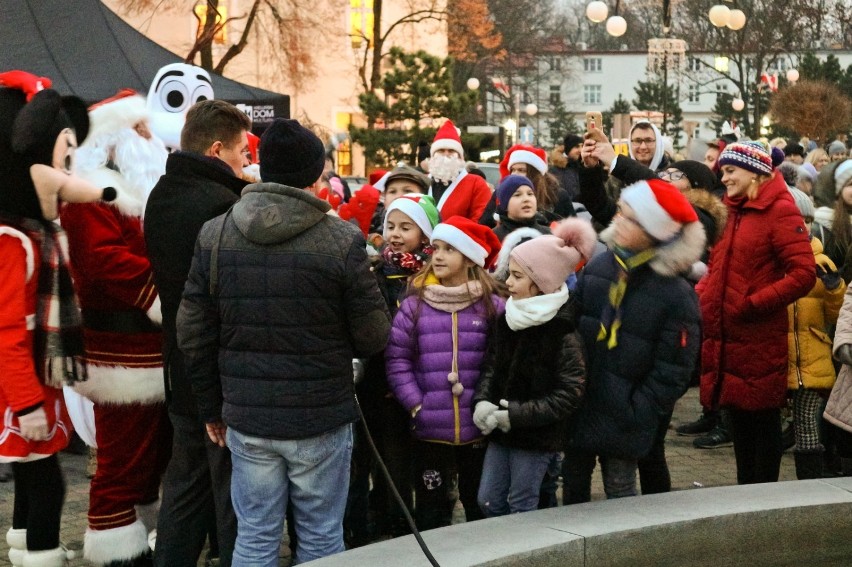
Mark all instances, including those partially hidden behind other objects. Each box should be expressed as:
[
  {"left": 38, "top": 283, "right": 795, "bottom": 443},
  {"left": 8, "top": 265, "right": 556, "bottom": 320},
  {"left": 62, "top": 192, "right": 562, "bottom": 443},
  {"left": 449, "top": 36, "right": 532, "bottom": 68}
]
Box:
[{"left": 585, "top": 111, "right": 603, "bottom": 132}]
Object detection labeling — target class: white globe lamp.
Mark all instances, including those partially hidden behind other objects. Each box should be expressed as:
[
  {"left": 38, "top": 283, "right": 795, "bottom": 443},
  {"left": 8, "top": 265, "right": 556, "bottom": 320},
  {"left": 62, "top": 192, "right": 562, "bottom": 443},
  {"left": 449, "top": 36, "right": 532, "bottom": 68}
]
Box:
[
  {"left": 708, "top": 5, "right": 731, "bottom": 27},
  {"left": 466, "top": 77, "right": 480, "bottom": 90},
  {"left": 586, "top": 1, "right": 608, "bottom": 23},
  {"left": 726, "top": 9, "right": 746, "bottom": 30},
  {"left": 606, "top": 15, "right": 627, "bottom": 37},
  {"left": 731, "top": 98, "right": 745, "bottom": 112},
  {"left": 525, "top": 103, "right": 538, "bottom": 116},
  {"left": 786, "top": 68, "right": 799, "bottom": 83}
]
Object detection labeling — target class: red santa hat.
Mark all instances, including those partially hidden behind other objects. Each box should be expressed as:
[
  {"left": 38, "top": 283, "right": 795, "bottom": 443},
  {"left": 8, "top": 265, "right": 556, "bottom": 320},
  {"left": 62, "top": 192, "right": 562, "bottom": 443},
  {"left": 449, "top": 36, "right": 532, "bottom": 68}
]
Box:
[
  {"left": 431, "top": 119, "right": 464, "bottom": 158},
  {"left": 86, "top": 89, "right": 149, "bottom": 142},
  {"left": 430, "top": 215, "right": 502, "bottom": 269},
  {"left": 499, "top": 144, "right": 548, "bottom": 179},
  {"left": 620, "top": 179, "right": 698, "bottom": 242}
]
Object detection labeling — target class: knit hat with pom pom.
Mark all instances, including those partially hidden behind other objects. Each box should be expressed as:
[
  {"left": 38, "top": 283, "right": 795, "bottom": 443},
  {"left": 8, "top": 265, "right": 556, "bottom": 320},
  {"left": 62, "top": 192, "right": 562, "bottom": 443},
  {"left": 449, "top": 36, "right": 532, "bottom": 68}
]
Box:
[{"left": 510, "top": 218, "right": 597, "bottom": 294}]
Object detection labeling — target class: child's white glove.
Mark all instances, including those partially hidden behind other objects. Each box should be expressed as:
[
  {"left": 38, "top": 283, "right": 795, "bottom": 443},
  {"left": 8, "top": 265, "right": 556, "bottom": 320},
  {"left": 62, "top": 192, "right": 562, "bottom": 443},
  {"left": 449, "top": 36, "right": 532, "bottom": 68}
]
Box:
[
  {"left": 473, "top": 401, "right": 499, "bottom": 434},
  {"left": 494, "top": 399, "right": 511, "bottom": 433}
]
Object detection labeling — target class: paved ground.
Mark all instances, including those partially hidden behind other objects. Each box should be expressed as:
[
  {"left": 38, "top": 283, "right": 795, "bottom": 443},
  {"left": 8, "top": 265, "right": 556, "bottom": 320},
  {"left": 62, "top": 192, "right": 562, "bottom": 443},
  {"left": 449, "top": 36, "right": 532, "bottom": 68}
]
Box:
[{"left": 0, "top": 387, "right": 797, "bottom": 566}]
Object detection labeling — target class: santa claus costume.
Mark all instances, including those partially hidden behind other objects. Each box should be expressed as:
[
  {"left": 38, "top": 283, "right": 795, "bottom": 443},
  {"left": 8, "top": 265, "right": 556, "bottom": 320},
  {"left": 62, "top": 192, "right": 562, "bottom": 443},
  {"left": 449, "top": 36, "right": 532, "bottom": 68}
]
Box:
[
  {"left": 428, "top": 120, "right": 491, "bottom": 222},
  {"left": 0, "top": 71, "right": 116, "bottom": 567},
  {"left": 59, "top": 92, "right": 171, "bottom": 567}
]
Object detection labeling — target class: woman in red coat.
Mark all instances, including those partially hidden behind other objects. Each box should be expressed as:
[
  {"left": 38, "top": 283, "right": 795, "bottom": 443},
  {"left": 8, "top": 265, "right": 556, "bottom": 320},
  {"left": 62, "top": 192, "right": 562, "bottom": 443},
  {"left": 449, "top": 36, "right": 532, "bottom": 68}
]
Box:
[{"left": 698, "top": 141, "right": 815, "bottom": 485}]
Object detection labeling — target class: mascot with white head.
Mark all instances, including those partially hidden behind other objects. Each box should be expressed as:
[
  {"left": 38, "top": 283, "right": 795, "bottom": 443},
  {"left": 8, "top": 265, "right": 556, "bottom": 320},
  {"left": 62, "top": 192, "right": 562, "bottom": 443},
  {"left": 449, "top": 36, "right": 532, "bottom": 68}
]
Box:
[{"left": 147, "top": 63, "right": 214, "bottom": 151}]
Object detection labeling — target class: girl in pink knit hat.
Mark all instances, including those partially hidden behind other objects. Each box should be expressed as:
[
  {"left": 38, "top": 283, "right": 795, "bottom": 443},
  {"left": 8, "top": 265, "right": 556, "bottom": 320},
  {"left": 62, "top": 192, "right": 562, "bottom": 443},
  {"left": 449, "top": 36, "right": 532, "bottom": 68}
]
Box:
[{"left": 473, "top": 218, "right": 596, "bottom": 516}]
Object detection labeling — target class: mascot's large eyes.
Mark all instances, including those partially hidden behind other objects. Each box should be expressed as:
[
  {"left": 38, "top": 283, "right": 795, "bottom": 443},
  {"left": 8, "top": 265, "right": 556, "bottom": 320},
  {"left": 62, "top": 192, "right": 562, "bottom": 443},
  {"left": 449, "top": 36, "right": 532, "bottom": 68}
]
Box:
[
  {"left": 52, "top": 128, "right": 77, "bottom": 174},
  {"left": 158, "top": 79, "right": 190, "bottom": 113},
  {"left": 192, "top": 84, "right": 214, "bottom": 104}
]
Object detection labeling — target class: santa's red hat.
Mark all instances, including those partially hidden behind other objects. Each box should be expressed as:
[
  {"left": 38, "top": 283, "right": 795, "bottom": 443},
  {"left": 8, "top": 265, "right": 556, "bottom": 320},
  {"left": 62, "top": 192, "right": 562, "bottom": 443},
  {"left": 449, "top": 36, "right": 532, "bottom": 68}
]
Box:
[
  {"left": 499, "top": 144, "right": 548, "bottom": 179},
  {"left": 431, "top": 215, "right": 501, "bottom": 269},
  {"left": 431, "top": 119, "right": 464, "bottom": 158},
  {"left": 620, "top": 179, "right": 698, "bottom": 242},
  {"left": 246, "top": 131, "right": 260, "bottom": 163},
  {"left": 86, "top": 89, "right": 149, "bottom": 142}
]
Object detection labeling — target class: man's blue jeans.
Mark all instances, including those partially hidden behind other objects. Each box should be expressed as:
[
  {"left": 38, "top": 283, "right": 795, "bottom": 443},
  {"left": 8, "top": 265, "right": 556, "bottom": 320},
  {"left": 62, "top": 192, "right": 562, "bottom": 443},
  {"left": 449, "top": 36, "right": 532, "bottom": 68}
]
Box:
[
  {"left": 227, "top": 423, "right": 353, "bottom": 566},
  {"left": 477, "top": 441, "right": 555, "bottom": 516}
]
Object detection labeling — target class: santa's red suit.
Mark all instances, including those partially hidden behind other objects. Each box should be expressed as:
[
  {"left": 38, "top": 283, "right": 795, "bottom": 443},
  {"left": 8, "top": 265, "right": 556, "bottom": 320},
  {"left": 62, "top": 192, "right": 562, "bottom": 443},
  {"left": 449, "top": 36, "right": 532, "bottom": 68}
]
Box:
[
  {"left": 0, "top": 226, "right": 72, "bottom": 462},
  {"left": 430, "top": 170, "right": 491, "bottom": 221},
  {"left": 427, "top": 119, "right": 491, "bottom": 222},
  {"left": 59, "top": 95, "right": 170, "bottom": 566}
]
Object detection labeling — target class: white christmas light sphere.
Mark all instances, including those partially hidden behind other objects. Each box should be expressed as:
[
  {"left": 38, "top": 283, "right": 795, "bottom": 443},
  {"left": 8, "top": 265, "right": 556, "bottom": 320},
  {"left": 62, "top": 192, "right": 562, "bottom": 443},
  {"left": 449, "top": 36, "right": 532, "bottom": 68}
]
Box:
[
  {"left": 606, "top": 15, "right": 627, "bottom": 37},
  {"left": 726, "top": 9, "right": 746, "bottom": 30},
  {"left": 466, "top": 77, "right": 480, "bottom": 90},
  {"left": 586, "top": 1, "right": 608, "bottom": 23},
  {"left": 731, "top": 97, "right": 745, "bottom": 112},
  {"left": 708, "top": 5, "right": 731, "bottom": 27},
  {"left": 786, "top": 68, "right": 799, "bottom": 83},
  {"left": 525, "top": 103, "right": 538, "bottom": 116}
]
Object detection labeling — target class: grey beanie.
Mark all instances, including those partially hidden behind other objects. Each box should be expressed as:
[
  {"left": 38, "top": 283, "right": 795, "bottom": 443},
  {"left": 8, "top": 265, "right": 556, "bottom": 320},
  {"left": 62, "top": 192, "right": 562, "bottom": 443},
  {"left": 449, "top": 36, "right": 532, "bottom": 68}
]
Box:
[
  {"left": 788, "top": 187, "right": 814, "bottom": 219},
  {"left": 835, "top": 160, "right": 852, "bottom": 195},
  {"left": 828, "top": 140, "right": 847, "bottom": 156}
]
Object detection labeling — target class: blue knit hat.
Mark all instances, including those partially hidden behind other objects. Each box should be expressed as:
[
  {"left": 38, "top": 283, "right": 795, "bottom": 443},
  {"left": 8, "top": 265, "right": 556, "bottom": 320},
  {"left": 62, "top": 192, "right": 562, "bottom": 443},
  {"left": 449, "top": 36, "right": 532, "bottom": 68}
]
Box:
[{"left": 495, "top": 174, "right": 535, "bottom": 215}]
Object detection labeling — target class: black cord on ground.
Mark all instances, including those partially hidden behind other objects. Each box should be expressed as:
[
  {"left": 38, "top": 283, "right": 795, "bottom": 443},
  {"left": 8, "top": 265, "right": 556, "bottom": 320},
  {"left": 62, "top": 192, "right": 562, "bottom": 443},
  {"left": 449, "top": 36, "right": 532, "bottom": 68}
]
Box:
[{"left": 354, "top": 393, "right": 442, "bottom": 567}]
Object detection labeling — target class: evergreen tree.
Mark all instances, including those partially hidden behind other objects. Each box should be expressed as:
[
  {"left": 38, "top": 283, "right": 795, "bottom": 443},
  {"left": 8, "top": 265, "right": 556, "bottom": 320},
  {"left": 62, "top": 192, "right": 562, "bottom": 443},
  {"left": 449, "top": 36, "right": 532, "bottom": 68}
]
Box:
[
  {"left": 632, "top": 79, "right": 683, "bottom": 148},
  {"left": 602, "top": 95, "right": 632, "bottom": 138},
  {"left": 708, "top": 90, "right": 746, "bottom": 138},
  {"left": 350, "top": 48, "right": 477, "bottom": 167},
  {"left": 546, "top": 101, "right": 581, "bottom": 147}
]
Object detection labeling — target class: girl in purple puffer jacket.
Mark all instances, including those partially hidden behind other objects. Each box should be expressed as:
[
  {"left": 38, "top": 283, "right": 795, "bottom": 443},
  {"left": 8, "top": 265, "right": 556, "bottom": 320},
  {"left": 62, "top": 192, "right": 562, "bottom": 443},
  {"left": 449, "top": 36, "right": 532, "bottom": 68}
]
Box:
[{"left": 386, "top": 215, "right": 504, "bottom": 531}]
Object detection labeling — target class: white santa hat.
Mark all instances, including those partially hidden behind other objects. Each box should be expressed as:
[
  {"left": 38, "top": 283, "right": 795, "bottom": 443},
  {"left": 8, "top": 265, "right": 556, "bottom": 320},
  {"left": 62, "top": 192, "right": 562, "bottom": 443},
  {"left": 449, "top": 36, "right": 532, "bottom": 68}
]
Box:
[
  {"left": 431, "top": 119, "right": 464, "bottom": 157},
  {"left": 620, "top": 178, "right": 699, "bottom": 242},
  {"left": 86, "top": 89, "right": 150, "bottom": 142}
]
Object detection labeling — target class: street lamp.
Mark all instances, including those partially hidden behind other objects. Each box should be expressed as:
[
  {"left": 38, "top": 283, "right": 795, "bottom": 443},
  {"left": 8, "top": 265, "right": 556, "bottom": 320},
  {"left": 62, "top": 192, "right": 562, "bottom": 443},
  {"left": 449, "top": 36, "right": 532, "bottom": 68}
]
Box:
[
  {"left": 606, "top": 15, "right": 627, "bottom": 37},
  {"left": 732, "top": 97, "right": 745, "bottom": 111},
  {"left": 466, "top": 77, "right": 480, "bottom": 90},
  {"left": 525, "top": 103, "right": 538, "bottom": 116},
  {"left": 708, "top": 4, "right": 731, "bottom": 27},
  {"left": 727, "top": 9, "right": 746, "bottom": 30},
  {"left": 586, "top": 1, "right": 608, "bottom": 23},
  {"left": 786, "top": 68, "right": 800, "bottom": 83}
]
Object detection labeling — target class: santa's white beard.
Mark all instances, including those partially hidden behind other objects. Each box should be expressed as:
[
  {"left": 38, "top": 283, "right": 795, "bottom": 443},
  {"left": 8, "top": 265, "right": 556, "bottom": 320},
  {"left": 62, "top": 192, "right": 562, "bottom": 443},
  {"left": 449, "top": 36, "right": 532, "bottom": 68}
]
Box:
[
  {"left": 429, "top": 153, "right": 466, "bottom": 184},
  {"left": 75, "top": 128, "right": 168, "bottom": 202}
]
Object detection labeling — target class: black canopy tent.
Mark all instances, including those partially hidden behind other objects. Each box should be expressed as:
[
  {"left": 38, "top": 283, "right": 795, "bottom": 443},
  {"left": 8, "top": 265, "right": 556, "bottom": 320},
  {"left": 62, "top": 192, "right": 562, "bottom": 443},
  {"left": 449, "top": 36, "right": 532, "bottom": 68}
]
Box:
[{"left": 1, "top": 0, "right": 289, "bottom": 132}]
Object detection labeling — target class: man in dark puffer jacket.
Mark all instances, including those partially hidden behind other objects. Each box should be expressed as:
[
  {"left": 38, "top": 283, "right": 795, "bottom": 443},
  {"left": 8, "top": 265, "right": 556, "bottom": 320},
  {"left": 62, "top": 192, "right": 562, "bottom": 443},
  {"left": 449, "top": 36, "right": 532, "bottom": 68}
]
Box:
[{"left": 177, "top": 119, "right": 390, "bottom": 565}]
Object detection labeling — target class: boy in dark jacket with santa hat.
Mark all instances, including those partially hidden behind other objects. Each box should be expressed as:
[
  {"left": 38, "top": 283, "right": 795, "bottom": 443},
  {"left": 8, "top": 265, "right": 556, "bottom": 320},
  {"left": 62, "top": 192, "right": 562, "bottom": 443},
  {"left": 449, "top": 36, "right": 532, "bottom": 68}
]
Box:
[{"left": 564, "top": 178, "right": 704, "bottom": 502}]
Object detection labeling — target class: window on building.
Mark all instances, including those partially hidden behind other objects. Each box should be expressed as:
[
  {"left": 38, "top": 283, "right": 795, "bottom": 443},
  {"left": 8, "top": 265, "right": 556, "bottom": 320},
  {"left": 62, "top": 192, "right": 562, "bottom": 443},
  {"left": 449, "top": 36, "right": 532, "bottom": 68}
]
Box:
[
  {"left": 193, "top": 3, "right": 227, "bottom": 45},
  {"left": 687, "top": 56, "right": 701, "bottom": 72},
  {"left": 583, "top": 85, "right": 602, "bottom": 105},
  {"left": 350, "top": 0, "right": 374, "bottom": 49},
  {"left": 550, "top": 85, "right": 561, "bottom": 105},
  {"left": 583, "top": 57, "right": 602, "bottom": 72},
  {"left": 716, "top": 82, "right": 728, "bottom": 103},
  {"left": 688, "top": 84, "right": 700, "bottom": 104},
  {"left": 549, "top": 57, "right": 562, "bottom": 71}
]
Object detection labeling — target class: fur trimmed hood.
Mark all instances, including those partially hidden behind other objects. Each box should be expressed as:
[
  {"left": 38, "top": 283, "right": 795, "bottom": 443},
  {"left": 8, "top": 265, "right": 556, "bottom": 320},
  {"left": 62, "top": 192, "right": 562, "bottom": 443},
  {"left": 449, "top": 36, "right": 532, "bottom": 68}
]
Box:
[
  {"left": 684, "top": 187, "right": 728, "bottom": 245},
  {"left": 599, "top": 220, "right": 706, "bottom": 277}
]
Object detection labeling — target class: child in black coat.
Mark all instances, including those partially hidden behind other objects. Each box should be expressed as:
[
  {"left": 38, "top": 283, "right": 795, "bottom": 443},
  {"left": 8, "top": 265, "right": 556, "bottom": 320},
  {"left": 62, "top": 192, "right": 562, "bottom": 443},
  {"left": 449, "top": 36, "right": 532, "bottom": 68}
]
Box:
[{"left": 473, "top": 218, "right": 595, "bottom": 516}]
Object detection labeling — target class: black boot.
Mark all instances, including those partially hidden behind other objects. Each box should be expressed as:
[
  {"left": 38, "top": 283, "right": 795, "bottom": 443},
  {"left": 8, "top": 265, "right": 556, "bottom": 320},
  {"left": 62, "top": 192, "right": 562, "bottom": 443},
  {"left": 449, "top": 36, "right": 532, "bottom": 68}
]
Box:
[
  {"left": 793, "top": 451, "right": 824, "bottom": 480},
  {"left": 840, "top": 458, "right": 852, "bottom": 477},
  {"left": 104, "top": 552, "right": 153, "bottom": 567}
]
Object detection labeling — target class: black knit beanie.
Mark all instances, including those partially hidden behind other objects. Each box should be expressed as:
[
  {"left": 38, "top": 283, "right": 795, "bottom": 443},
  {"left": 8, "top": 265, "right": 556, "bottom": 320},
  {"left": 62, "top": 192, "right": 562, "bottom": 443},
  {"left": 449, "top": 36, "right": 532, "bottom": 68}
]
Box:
[
  {"left": 259, "top": 118, "right": 325, "bottom": 188},
  {"left": 670, "top": 160, "right": 717, "bottom": 191},
  {"left": 563, "top": 133, "right": 583, "bottom": 151}
]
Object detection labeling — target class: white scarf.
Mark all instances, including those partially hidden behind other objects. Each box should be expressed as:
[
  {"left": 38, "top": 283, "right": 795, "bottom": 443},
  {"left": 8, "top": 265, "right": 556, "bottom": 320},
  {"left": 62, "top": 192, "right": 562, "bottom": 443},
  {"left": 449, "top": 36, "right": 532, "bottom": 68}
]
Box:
[{"left": 505, "top": 285, "right": 570, "bottom": 331}]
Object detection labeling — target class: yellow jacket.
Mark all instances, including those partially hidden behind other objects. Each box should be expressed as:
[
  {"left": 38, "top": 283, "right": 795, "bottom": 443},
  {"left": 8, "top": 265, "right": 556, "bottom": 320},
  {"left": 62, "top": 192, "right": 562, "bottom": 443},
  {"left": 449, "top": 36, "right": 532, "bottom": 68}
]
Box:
[{"left": 788, "top": 237, "right": 847, "bottom": 390}]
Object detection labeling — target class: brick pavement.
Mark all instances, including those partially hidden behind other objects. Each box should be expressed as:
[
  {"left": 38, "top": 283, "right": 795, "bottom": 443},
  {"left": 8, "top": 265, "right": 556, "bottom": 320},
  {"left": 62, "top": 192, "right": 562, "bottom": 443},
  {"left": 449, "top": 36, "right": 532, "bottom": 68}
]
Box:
[{"left": 0, "top": 386, "right": 796, "bottom": 566}]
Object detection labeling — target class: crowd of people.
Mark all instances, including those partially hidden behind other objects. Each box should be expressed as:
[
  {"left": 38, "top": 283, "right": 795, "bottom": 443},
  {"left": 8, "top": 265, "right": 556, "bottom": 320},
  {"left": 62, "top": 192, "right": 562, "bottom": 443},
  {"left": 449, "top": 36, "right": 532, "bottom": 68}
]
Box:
[{"left": 2, "top": 69, "right": 852, "bottom": 567}]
